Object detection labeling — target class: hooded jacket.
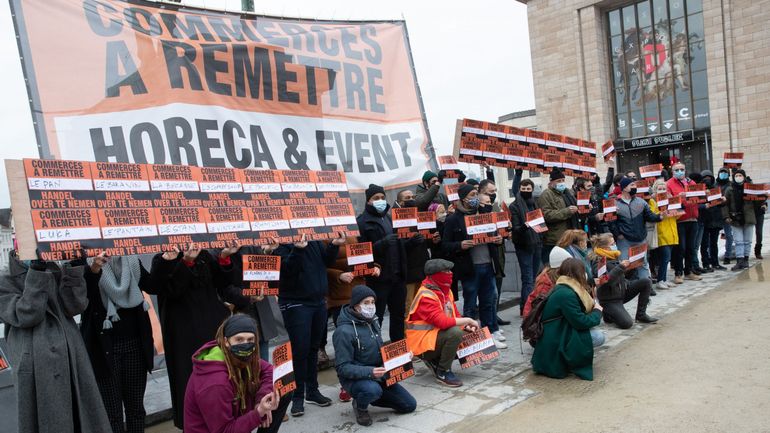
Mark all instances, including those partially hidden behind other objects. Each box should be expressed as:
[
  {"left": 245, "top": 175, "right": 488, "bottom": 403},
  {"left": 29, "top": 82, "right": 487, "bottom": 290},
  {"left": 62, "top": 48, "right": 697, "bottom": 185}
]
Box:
[
  {"left": 357, "top": 203, "right": 412, "bottom": 285},
  {"left": 332, "top": 305, "right": 384, "bottom": 385},
  {"left": 609, "top": 196, "right": 661, "bottom": 242},
  {"left": 722, "top": 176, "right": 763, "bottom": 227},
  {"left": 716, "top": 167, "right": 731, "bottom": 193},
  {"left": 184, "top": 340, "right": 274, "bottom": 433},
  {"left": 415, "top": 182, "right": 449, "bottom": 210}
]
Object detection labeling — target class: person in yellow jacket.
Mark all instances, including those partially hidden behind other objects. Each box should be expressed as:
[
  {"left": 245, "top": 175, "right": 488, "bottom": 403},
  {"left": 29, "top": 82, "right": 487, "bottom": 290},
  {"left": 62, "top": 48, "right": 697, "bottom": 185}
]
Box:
[
  {"left": 649, "top": 179, "right": 681, "bottom": 290},
  {"left": 405, "top": 259, "right": 478, "bottom": 388}
]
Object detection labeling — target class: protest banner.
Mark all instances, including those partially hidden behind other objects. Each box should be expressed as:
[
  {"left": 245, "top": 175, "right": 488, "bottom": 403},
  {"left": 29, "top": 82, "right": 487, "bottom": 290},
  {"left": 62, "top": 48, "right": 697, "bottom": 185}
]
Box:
[
  {"left": 635, "top": 178, "right": 653, "bottom": 200},
  {"left": 626, "top": 244, "right": 648, "bottom": 270},
  {"left": 392, "top": 207, "right": 418, "bottom": 239},
  {"left": 346, "top": 242, "right": 377, "bottom": 277},
  {"left": 445, "top": 183, "right": 461, "bottom": 202},
  {"left": 525, "top": 209, "right": 548, "bottom": 233},
  {"left": 576, "top": 191, "right": 591, "bottom": 214},
  {"left": 685, "top": 183, "right": 707, "bottom": 204},
  {"left": 723, "top": 152, "right": 744, "bottom": 169},
  {"left": 437, "top": 155, "right": 461, "bottom": 178},
  {"left": 602, "top": 199, "right": 617, "bottom": 222},
  {"left": 639, "top": 164, "right": 663, "bottom": 179},
  {"left": 454, "top": 119, "right": 598, "bottom": 175},
  {"left": 9, "top": 158, "right": 360, "bottom": 259},
  {"left": 465, "top": 213, "right": 498, "bottom": 244},
  {"left": 456, "top": 327, "right": 500, "bottom": 369},
  {"left": 706, "top": 188, "right": 723, "bottom": 208},
  {"left": 667, "top": 196, "right": 685, "bottom": 217},
  {"left": 417, "top": 211, "right": 437, "bottom": 237},
  {"left": 272, "top": 342, "right": 297, "bottom": 398},
  {"left": 380, "top": 339, "right": 414, "bottom": 386},
  {"left": 493, "top": 211, "right": 511, "bottom": 237},
  {"left": 9, "top": 0, "right": 435, "bottom": 193},
  {"left": 744, "top": 184, "right": 770, "bottom": 201},
  {"left": 601, "top": 140, "right": 616, "bottom": 162},
  {"left": 242, "top": 254, "right": 280, "bottom": 297}
]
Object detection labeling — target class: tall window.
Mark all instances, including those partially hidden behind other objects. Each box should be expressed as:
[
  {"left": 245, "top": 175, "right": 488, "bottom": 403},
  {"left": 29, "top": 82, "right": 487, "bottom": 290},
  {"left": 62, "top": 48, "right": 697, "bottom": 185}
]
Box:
[{"left": 608, "top": 0, "right": 709, "bottom": 139}]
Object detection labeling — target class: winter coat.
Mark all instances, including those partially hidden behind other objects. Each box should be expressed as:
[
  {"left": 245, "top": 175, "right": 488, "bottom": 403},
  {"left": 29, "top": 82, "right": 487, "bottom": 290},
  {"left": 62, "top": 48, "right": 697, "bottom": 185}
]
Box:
[
  {"left": 609, "top": 197, "right": 661, "bottom": 242},
  {"left": 80, "top": 264, "right": 155, "bottom": 382},
  {"left": 649, "top": 199, "right": 680, "bottom": 247},
  {"left": 332, "top": 305, "right": 384, "bottom": 387},
  {"left": 509, "top": 193, "right": 542, "bottom": 250},
  {"left": 356, "top": 204, "right": 412, "bottom": 285},
  {"left": 147, "top": 249, "right": 232, "bottom": 428},
  {"left": 326, "top": 238, "right": 376, "bottom": 310},
  {"left": 0, "top": 254, "right": 111, "bottom": 433},
  {"left": 531, "top": 282, "right": 602, "bottom": 381},
  {"left": 592, "top": 259, "right": 629, "bottom": 302},
  {"left": 274, "top": 241, "right": 339, "bottom": 305},
  {"left": 666, "top": 177, "right": 699, "bottom": 221},
  {"left": 440, "top": 205, "right": 502, "bottom": 281},
  {"left": 722, "top": 183, "right": 762, "bottom": 227},
  {"left": 536, "top": 187, "right": 579, "bottom": 246},
  {"left": 415, "top": 183, "right": 449, "bottom": 210},
  {"left": 523, "top": 269, "right": 556, "bottom": 317},
  {"left": 219, "top": 247, "right": 280, "bottom": 342},
  {"left": 184, "top": 340, "right": 274, "bottom": 433}
]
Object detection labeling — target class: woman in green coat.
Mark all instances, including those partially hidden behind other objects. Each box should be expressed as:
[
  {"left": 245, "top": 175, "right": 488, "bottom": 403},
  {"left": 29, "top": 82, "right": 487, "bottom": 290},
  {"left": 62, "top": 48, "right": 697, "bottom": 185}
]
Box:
[{"left": 531, "top": 258, "right": 604, "bottom": 380}]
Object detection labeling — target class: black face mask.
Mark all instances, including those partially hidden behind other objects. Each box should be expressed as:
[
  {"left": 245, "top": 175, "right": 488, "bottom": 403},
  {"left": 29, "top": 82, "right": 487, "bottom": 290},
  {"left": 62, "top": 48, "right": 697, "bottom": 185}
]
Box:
[
  {"left": 479, "top": 204, "right": 493, "bottom": 214},
  {"left": 403, "top": 199, "right": 417, "bottom": 208},
  {"left": 229, "top": 343, "right": 256, "bottom": 362},
  {"left": 628, "top": 188, "right": 638, "bottom": 196},
  {"left": 520, "top": 191, "right": 533, "bottom": 200},
  {"left": 489, "top": 193, "right": 497, "bottom": 203}
]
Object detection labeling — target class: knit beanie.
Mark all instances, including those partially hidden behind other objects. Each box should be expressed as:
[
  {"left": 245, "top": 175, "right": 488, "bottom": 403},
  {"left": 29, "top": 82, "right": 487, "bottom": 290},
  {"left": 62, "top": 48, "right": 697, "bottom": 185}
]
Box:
[
  {"left": 549, "top": 246, "right": 572, "bottom": 269},
  {"left": 458, "top": 183, "right": 475, "bottom": 200},
  {"left": 550, "top": 168, "right": 565, "bottom": 182},
  {"left": 619, "top": 177, "right": 634, "bottom": 191},
  {"left": 350, "top": 285, "right": 376, "bottom": 307},
  {"left": 365, "top": 184, "right": 385, "bottom": 202},
  {"left": 422, "top": 170, "right": 438, "bottom": 183},
  {"left": 223, "top": 314, "right": 257, "bottom": 338}
]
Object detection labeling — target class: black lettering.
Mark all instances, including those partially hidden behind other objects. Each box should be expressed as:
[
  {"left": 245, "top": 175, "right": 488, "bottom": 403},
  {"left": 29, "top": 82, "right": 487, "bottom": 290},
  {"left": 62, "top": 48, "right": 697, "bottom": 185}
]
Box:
[
  {"left": 232, "top": 45, "right": 273, "bottom": 100},
  {"left": 129, "top": 122, "right": 165, "bottom": 164},
  {"left": 163, "top": 117, "right": 198, "bottom": 165},
  {"left": 160, "top": 13, "right": 216, "bottom": 41},
  {"left": 305, "top": 65, "right": 318, "bottom": 105},
  {"left": 360, "top": 25, "right": 383, "bottom": 64},
  {"left": 275, "top": 52, "right": 300, "bottom": 103},
  {"left": 248, "top": 126, "right": 277, "bottom": 169},
  {"left": 354, "top": 133, "right": 374, "bottom": 173},
  {"left": 162, "top": 40, "right": 203, "bottom": 90},
  {"left": 222, "top": 120, "right": 251, "bottom": 168},
  {"left": 202, "top": 43, "right": 232, "bottom": 96},
  {"left": 391, "top": 132, "right": 412, "bottom": 167},
  {"left": 195, "top": 119, "right": 223, "bottom": 167},
  {"left": 339, "top": 28, "right": 362, "bottom": 60},
  {"left": 104, "top": 40, "right": 147, "bottom": 97},
  {"left": 316, "top": 130, "right": 336, "bottom": 170},
  {"left": 372, "top": 134, "right": 398, "bottom": 171},
  {"left": 319, "top": 59, "right": 340, "bottom": 108},
  {"left": 124, "top": 7, "right": 162, "bottom": 36},
  {"left": 344, "top": 63, "right": 366, "bottom": 110},
  {"left": 90, "top": 127, "right": 129, "bottom": 162},
  {"left": 83, "top": 0, "right": 122, "bottom": 37},
  {"left": 333, "top": 131, "right": 354, "bottom": 172},
  {"left": 367, "top": 67, "right": 384, "bottom": 113}
]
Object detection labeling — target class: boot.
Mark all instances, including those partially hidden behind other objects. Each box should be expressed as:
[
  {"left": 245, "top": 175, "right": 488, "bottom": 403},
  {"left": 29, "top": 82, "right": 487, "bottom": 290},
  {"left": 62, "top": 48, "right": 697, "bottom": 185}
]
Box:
[
  {"left": 756, "top": 247, "right": 764, "bottom": 260},
  {"left": 724, "top": 257, "right": 732, "bottom": 265},
  {"left": 352, "top": 400, "right": 373, "bottom": 426},
  {"left": 742, "top": 257, "right": 751, "bottom": 269},
  {"left": 636, "top": 312, "right": 659, "bottom": 323},
  {"left": 731, "top": 259, "right": 743, "bottom": 272}
]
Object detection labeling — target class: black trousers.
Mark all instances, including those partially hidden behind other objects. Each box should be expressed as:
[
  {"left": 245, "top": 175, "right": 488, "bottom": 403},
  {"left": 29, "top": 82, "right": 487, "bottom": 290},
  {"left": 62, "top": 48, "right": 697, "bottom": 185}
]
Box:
[
  {"left": 95, "top": 337, "right": 148, "bottom": 433},
  {"left": 372, "top": 280, "right": 406, "bottom": 342},
  {"left": 756, "top": 208, "right": 765, "bottom": 254},
  {"left": 600, "top": 279, "right": 652, "bottom": 330},
  {"left": 672, "top": 221, "right": 698, "bottom": 275},
  {"left": 700, "top": 227, "right": 721, "bottom": 267}
]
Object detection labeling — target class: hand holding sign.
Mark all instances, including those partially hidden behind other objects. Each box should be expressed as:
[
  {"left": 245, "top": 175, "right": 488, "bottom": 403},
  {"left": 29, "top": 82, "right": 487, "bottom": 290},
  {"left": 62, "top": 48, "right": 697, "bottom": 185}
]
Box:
[
  {"left": 183, "top": 243, "right": 201, "bottom": 262},
  {"left": 221, "top": 241, "right": 240, "bottom": 258},
  {"left": 294, "top": 233, "right": 308, "bottom": 249},
  {"left": 90, "top": 251, "right": 109, "bottom": 273},
  {"left": 331, "top": 232, "right": 347, "bottom": 246},
  {"left": 372, "top": 367, "right": 387, "bottom": 378},
  {"left": 162, "top": 246, "right": 181, "bottom": 261}
]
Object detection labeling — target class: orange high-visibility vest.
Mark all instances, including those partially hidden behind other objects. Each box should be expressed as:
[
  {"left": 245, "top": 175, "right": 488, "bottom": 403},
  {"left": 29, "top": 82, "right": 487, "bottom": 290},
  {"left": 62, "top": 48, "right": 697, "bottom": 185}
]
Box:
[{"left": 405, "top": 285, "right": 458, "bottom": 356}]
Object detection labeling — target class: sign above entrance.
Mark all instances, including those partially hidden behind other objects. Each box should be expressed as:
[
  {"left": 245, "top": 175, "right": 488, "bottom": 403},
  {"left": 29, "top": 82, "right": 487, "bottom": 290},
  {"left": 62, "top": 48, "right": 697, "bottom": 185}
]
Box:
[{"left": 620, "top": 130, "right": 694, "bottom": 151}]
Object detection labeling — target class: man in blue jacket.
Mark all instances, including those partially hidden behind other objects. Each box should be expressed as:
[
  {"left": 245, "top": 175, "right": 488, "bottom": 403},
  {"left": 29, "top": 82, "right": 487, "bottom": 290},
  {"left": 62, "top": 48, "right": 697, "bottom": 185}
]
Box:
[
  {"left": 609, "top": 177, "right": 662, "bottom": 280},
  {"left": 333, "top": 285, "right": 417, "bottom": 426}
]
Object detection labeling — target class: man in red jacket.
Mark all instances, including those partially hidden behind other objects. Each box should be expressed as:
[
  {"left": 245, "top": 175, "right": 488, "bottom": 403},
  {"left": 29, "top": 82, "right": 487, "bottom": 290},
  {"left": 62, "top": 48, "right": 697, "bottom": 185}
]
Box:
[{"left": 666, "top": 162, "right": 703, "bottom": 284}]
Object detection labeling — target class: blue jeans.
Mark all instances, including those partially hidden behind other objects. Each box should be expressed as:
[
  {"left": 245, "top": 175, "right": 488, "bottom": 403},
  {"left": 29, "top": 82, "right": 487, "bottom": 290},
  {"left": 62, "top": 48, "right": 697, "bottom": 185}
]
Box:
[
  {"left": 461, "top": 263, "right": 499, "bottom": 333},
  {"left": 590, "top": 329, "right": 605, "bottom": 347},
  {"left": 280, "top": 302, "right": 327, "bottom": 400},
  {"left": 656, "top": 245, "right": 672, "bottom": 282},
  {"left": 732, "top": 224, "right": 755, "bottom": 258},
  {"left": 692, "top": 223, "right": 705, "bottom": 268},
  {"left": 616, "top": 237, "right": 650, "bottom": 280},
  {"left": 516, "top": 247, "right": 541, "bottom": 314},
  {"left": 723, "top": 223, "right": 735, "bottom": 259},
  {"left": 345, "top": 380, "right": 417, "bottom": 413}
]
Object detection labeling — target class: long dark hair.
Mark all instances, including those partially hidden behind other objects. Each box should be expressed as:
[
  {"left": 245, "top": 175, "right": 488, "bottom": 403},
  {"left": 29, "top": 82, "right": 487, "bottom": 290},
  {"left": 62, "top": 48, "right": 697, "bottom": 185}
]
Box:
[
  {"left": 215, "top": 315, "right": 262, "bottom": 414},
  {"left": 557, "top": 258, "right": 589, "bottom": 289}
]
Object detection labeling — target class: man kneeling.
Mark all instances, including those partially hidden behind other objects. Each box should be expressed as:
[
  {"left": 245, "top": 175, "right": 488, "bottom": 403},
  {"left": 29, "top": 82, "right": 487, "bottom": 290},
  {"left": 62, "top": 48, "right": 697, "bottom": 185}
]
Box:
[
  {"left": 406, "top": 259, "right": 479, "bottom": 387},
  {"left": 333, "top": 285, "right": 417, "bottom": 426}
]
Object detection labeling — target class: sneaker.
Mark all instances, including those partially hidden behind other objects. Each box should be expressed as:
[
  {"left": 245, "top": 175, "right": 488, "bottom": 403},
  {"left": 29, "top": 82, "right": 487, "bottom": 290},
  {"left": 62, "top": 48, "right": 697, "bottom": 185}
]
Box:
[
  {"left": 493, "top": 330, "right": 507, "bottom": 342},
  {"left": 684, "top": 273, "right": 702, "bottom": 281},
  {"left": 435, "top": 369, "right": 463, "bottom": 387},
  {"left": 713, "top": 264, "right": 727, "bottom": 271},
  {"left": 673, "top": 275, "right": 684, "bottom": 284},
  {"left": 352, "top": 400, "right": 373, "bottom": 426},
  {"left": 291, "top": 399, "right": 305, "bottom": 417},
  {"left": 339, "top": 387, "right": 352, "bottom": 402},
  {"left": 305, "top": 390, "right": 332, "bottom": 407},
  {"left": 494, "top": 338, "right": 508, "bottom": 349},
  {"left": 656, "top": 281, "right": 670, "bottom": 290}
]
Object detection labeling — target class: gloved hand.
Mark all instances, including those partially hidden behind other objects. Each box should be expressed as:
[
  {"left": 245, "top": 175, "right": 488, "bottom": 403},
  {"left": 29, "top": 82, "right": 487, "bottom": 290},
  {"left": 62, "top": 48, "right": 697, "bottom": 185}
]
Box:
[
  {"left": 437, "top": 170, "right": 446, "bottom": 184},
  {"left": 69, "top": 249, "right": 88, "bottom": 268}
]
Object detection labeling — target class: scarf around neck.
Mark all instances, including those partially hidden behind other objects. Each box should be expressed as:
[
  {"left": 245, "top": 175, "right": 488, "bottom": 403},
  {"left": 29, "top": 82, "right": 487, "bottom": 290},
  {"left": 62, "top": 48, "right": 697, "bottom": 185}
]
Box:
[
  {"left": 94, "top": 256, "right": 148, "bottom": 330},
  {"left": 555, "top": 275, "right": 595, "bottom": 313},
  {"left": 594, "top": 247, "right": 622, "bottom": 260}
]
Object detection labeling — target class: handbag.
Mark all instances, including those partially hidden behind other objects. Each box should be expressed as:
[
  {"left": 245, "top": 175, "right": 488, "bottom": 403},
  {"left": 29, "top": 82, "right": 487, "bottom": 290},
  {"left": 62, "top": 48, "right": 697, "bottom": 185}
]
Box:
[{"left": 645, "top": 222, "right": 659, "bottom": 250}]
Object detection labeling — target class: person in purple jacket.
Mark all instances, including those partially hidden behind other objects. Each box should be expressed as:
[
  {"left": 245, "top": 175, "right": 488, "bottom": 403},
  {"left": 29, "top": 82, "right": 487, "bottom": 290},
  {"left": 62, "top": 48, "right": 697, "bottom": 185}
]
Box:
[{"left": 184, "top": 314, "right": 290, "bottom": 433}]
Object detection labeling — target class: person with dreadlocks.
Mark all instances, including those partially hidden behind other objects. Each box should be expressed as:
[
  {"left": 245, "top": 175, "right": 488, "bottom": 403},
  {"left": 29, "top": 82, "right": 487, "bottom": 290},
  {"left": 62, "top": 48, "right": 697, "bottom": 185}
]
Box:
[{"left": 184, "top": 314, "right": 290, "bottom": 433}]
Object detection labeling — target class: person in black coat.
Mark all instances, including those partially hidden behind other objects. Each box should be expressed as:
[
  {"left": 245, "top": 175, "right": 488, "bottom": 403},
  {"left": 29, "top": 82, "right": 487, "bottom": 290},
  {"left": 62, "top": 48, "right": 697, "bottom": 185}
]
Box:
[
  {"left": 509, "top": 177, "right": 543, "bottom": 315},
  {"left": 356, "top": 184, "right": 422, "bottom": 343},
  {"left": 81, "top": 253, "right": 154, "bottom": 433},
  {"left": 147, "top": 245, "right": 233, "bottom": 429},
  {"left": 698, "top": 170, "right": 728, "bottom": 271}
]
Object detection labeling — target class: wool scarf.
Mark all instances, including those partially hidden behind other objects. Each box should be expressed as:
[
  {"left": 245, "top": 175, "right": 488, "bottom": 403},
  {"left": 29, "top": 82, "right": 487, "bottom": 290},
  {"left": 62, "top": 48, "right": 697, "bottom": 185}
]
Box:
[
  {"left": 555, "top": 275, "right": 595, "bottom": 313},
  {"left": 94, "top": 256, "right": 148, "bottom": 330}
]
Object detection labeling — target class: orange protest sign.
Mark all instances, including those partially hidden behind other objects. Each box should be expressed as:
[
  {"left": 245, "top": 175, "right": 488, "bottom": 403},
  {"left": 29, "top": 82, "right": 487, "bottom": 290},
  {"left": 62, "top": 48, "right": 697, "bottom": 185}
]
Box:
[
  {"left": 465, "top": 213, "right": 498, "bottom": 244},
  {"left": 417, "top": 211, "right": 437, "bottom": 237},
  {"left": 626, "top": 244, "right": 648, "bottom": 270},
  {"left": 723, "top": 152, "right": 744, "bottom": 168},
  {"left": 392, "top": 207, "right": 418, "bottom": 239},
  {"left": 380, "top": 340, "right": 415, "bottom": 386},
  {"left": 577, "top": 191, "right": 591, "bottom": 214},
  {"left": 272, "top": 342, "right": 297, "bottom": 398},
  {"left": 639, "top": 164, "right": 663, "bottom": 179},
  {"left": 346, "top": 242, "right": 377, "bottom": 277},
  {"left": 456, "top": 327, "right": 500, "bottom": 369},
  {"left": 525, "top": 209, "right": 548, "bottom": 233},
  {"left": 602, "top": 199, "right": 617, "bottom": 222}
]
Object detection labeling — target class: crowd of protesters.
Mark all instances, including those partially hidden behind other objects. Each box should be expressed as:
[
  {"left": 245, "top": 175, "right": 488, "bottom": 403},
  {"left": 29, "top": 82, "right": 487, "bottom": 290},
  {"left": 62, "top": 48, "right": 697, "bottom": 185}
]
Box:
[{"left": 0, "top": 158, "right": 766, "bottom": 432}]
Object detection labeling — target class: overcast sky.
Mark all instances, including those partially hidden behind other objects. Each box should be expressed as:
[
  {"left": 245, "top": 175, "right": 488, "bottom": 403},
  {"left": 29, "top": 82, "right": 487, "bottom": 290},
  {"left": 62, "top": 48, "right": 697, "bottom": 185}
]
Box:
[{"left": 0, "top": 0, "right": 534, "bottom": 207}]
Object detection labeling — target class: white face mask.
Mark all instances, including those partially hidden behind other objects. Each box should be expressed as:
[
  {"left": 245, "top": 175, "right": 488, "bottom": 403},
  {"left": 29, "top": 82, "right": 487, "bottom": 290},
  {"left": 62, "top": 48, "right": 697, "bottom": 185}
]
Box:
[{"left": 359, "top": 304, "right": 376, "bottom": 319}]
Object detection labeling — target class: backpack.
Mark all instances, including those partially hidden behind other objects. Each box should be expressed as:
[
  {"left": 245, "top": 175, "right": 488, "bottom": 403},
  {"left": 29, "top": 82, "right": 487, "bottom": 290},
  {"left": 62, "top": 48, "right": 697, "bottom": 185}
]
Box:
[{"left": 521, "top": 289, "right": 561, "bottom": 347}]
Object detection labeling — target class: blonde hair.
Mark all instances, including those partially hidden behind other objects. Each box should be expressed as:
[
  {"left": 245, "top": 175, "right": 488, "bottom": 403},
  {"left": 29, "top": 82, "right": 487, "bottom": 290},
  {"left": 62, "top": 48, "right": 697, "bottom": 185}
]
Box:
[
  {"left": 587, "top": 233, "right": 614, "bottom": 261},
  {"left": 651, "top": 179, "right": 668, "bottom": 196},
  {"left": 557, "top": 229, "right": 588, "bottom": 249}
]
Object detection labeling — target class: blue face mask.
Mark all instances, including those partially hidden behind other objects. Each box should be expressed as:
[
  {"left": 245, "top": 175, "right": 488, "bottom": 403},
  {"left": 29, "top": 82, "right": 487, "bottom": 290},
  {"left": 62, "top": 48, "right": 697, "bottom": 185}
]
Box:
[
  {"left": 555, "top": 183, "right": 567, "bottom": 193},
  {"left": 466, "top": 197, "right": 480, "bottom": 209},
  {"left": 372, "top": 199, "right": 387, "bottom": 213},
  {"left": 719, "top": 172, "right": 729, "bottom": 180},
  {"left": 673, "top": 169, "right": 686, "bottom": 179},
  {"left": 609, "top": 245, "right": 618, "bottom": 251}
]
